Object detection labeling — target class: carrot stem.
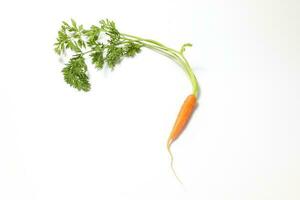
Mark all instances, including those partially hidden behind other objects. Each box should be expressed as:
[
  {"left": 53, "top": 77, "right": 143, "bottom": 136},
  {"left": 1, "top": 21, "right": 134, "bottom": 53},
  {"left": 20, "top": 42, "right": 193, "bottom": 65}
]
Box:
[{"left": 121, "top": 33, "right": 200, "bottom": 98}]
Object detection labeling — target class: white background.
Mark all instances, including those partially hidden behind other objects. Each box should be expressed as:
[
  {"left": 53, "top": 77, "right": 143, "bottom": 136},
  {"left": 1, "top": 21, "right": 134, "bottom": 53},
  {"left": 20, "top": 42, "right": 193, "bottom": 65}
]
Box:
[{"left": 0, "top": 0, "right": 300, "bottom": 199}]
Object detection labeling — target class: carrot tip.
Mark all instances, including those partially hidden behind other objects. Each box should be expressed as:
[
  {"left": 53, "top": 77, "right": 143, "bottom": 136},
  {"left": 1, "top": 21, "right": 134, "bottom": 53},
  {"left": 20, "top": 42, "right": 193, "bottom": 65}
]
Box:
[{"left": 167, "top": 144, "right": 183, "bottom": 185}]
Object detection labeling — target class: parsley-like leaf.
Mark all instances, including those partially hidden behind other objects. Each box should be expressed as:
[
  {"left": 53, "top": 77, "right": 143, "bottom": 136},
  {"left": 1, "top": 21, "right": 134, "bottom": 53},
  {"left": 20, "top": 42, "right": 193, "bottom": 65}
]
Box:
[
  {"left": 124, "top": 42, "right": 142, "bottom": 57},
  {"left": 62, "top": 56, "right": 91, "bottom": 91},
  {"left": 90, "top": 47, "right": 104, "bottom": 69},
  {"left": 54, "top": 20, "right": 85, "bottom": 55},
  {"left": 106, "top": 45, "right": 124, "bottom": 68}
]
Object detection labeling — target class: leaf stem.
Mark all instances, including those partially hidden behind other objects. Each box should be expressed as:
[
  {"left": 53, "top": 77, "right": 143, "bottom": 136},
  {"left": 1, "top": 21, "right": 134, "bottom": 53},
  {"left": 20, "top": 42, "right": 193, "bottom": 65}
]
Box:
[{"left": 121, "top": 33, "right": 200, "bottom": 98}]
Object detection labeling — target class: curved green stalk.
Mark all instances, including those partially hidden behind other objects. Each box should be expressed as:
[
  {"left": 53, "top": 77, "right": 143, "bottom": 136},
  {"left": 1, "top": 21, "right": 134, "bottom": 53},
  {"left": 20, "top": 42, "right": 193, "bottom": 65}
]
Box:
[{"left": 121, "top": 33, "right": 200, "bottom": 98}]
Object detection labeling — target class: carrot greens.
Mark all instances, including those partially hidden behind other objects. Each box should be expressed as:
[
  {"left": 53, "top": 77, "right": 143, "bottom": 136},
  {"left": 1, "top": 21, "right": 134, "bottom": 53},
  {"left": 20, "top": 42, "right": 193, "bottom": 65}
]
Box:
[
  {"left": 54, "top": 19, "right": 199, "bottom": 96},
  {"left": 55, "top": 19, "right": 200, "bottom": 184}
]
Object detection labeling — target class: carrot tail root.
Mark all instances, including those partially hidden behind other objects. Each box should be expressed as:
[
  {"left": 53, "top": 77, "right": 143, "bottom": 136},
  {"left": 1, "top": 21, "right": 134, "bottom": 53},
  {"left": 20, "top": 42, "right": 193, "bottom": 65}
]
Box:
[{"left": 167, "top": 143, "right": 183, "bottom": 184}]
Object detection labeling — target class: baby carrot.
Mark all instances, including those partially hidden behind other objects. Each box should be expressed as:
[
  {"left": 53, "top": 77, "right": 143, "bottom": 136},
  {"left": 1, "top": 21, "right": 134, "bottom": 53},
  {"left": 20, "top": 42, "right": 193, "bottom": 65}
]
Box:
[{"left": 167, "top": 94, "right": 197, "bottom": 184}]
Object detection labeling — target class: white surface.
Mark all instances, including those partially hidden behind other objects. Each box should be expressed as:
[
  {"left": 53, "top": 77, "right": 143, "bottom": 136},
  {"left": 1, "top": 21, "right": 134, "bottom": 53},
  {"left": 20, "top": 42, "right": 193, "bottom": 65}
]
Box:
[{"left": 0, "top": 0, "right": 300, "bottom": 199}]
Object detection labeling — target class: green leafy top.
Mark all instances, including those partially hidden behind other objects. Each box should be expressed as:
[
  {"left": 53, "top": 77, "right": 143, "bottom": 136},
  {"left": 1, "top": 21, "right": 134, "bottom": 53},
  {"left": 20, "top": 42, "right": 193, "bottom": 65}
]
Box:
[
  {"left": 54, "top": 19, "right": 142, "bottom": 91},
  {"left": 55, "top": 19, "right": 199, "bottom": 98}
]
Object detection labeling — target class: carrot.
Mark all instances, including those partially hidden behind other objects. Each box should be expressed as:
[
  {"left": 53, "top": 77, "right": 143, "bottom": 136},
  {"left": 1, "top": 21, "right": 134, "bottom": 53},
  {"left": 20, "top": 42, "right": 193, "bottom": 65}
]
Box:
[
  {"left": 55, "top": 19, "right": 201, "bottom": 184},
  {"left": 167, "top": 94, "right": 197, "bottom": 184},
  {"left": 167, "top": 94, "right": 197, "bottom": 146}
]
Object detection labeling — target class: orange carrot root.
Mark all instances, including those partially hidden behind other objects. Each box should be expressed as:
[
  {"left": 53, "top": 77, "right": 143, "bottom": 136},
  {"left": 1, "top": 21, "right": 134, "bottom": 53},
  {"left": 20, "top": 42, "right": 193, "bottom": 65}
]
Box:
[
  {"left": 168, "top": 94, "right": 197, "bottom": 146},
  {"left": 167, "top": 94, "right": 197, "bottom": 184}
]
